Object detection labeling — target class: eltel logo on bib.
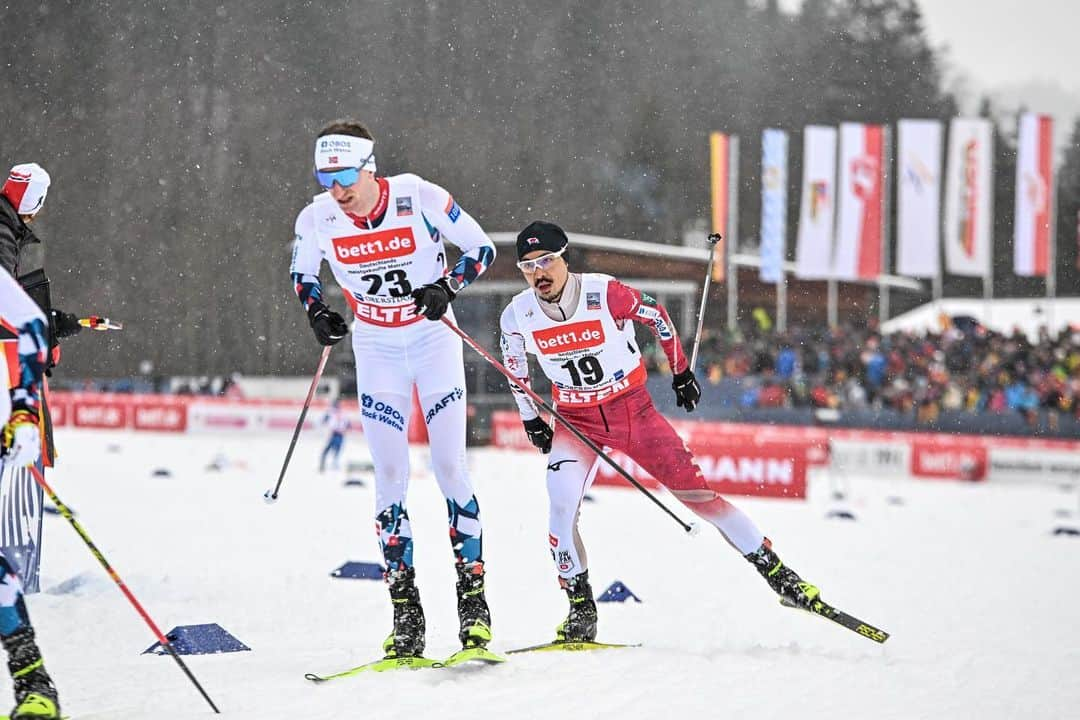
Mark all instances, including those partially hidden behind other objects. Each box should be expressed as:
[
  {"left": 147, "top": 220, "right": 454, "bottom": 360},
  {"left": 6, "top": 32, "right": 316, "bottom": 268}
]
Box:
[
  {"left": 533, "top": 320, "right": 605, "bottom": 354},
  {"left": 332, "top": 227, "right": 416, "bottom": 264}
]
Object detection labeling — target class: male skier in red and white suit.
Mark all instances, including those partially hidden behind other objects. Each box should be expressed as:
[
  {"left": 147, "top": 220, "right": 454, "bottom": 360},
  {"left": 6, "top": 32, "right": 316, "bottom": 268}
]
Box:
[{"left": 499, "top": 221, "right": 820, "bottom": 641}]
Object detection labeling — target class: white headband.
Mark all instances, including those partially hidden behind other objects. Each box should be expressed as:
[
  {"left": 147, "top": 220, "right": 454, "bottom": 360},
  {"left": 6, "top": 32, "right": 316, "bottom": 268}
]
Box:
[{"left": 314, "top": 134, "right": 377, "bottom": 173}]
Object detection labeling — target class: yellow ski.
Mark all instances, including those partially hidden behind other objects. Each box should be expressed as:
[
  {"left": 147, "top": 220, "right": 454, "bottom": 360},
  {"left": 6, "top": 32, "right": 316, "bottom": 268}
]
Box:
[
  {"left": 304, "top": 655, "right": 441, "bottom": 682},
  {"left": 507, "top": 640, "right": 639, "bottom": 654}
]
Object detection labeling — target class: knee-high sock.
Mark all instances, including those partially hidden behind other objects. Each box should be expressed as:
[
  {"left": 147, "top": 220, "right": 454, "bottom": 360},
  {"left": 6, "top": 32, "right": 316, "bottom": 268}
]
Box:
[
  {"left": 360, "top": 392, "right": 415, "bottom": 571},
  {"left": 546, "top": 430, "right": 598, "bottom": 579},
  {"left": 0, "top": 556, "right": 28, "bottom": 637}
]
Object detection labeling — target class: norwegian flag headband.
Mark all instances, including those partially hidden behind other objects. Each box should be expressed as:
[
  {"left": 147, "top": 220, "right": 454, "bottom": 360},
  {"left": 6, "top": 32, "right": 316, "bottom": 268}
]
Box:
[{"left": 314, "top": 134, "right": 376, "bottom": 174}]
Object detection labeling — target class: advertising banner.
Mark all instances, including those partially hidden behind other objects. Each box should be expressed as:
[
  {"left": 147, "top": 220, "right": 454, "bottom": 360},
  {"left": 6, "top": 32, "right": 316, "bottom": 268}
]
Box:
[
  {"left": 760, "top": 128, "right": 788, "bottom": 284},
  {"left": 833, "top": 123, "right": 885, "bottom": 280},
  {"left": 897, "top": 119, "right": 943, "bottom": 277},
  {"left": 795, "top": 125, "right": 838, "bottom": 279},
  {"left": 944, "top": 118, "right": 994, "bottom": 277},
  {"left": 1014, "top": 113, "right": 1054, "bottom": 277},
  {"left": 709, "top": 131, "right": 732, "bottom": 283}
]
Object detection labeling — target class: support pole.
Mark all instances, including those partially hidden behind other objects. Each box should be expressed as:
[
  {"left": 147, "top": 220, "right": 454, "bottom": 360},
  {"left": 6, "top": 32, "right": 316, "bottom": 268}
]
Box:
[
  {"left": 827, "top": 278, "right": 839, "bottom": 328},
  {"left": 777, "top": 272, "right": 788, "bottom": 333},
  {"left": 879, "top": 124, "right": 892, "bottom": 327},
  {"left": 726, "top": 135, "right": 740, "bottom": 333},
  {"left": 727, "top": 253, "right": 738, "bottom": 331}
]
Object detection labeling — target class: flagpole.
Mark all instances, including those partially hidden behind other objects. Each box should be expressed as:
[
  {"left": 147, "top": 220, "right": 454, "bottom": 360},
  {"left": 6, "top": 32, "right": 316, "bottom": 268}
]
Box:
[
  {"left": 1047, "top": 118, "right": 1058, "bottom": 332},
  {"left": 727, "top": 252, "right": 738, "bottom": 331},
  {"left": 934, "top": 119, "right": 945, "bottom": 316},
  {"left": 726, "top": 135, "right": 740, "bottom": 331},
  {"left": 984, "top": 121, "right": 996, "bottom": 328}
]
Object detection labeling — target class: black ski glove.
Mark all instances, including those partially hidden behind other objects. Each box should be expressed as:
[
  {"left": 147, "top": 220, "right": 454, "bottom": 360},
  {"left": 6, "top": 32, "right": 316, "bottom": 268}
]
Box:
[
  {"left": 307, "top": 302, "right": 349, "bottom": 346},
  {"left": 50, "top": 309, "right": 82, "bottom": 339},
  {"left": 522, "top": 416, "right": 553, "bottom": 454},
  {"left": 672, "top": 368, "right": 701, "bottom": 412},
  {"left": 410, "top": 277, "right": 457, "bottom": 321}
]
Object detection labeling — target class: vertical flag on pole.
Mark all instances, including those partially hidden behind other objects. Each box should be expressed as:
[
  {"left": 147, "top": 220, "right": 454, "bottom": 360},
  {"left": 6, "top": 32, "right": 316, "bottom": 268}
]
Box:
[
  {"left": 1014, "top": 113, "right": 1054, "bottom": 276},
  {"left": 760, "top": 129, "right": 788, "bottom": 284},
  {"left": 833, "top": 123, "right": 885, "bottom": 280},
  {"left": 896, "top": 119, "right": 943, "bottom": 277},
  {"left": 944, "top": 118, "right": 994, "bottom": 277},
  {"left": 795, "top": 125, "right": 837, "bottom": 279},
  {"left": 709, "top": 132, "right": 729, "bottom": 282}
]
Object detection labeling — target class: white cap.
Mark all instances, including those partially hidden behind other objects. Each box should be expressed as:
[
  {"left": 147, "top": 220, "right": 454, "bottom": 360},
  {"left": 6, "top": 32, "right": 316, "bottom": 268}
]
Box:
[
  {"left": 314, "top": 134, "right": 376, "bottom": 173},
  {"left": 2, "top": 163, "right": 50, "bottom": 216}
]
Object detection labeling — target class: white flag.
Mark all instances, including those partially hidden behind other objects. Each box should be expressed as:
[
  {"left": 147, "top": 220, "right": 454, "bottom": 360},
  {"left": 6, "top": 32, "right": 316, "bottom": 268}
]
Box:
[
  {"left": 833, "top": 123, "right": 885, "bottom": 280},
  {"left": 795, "top": 125, "right": 837, "bottom": 279},
  {"left": 944, "top": 118, "right": 994, "bottom": 277},
  {"left": 1014, "top": 113, "right": 1054, "bottom": 277},
  {"left": 897, "top": 119, "right": 943, "bottom": 278}
]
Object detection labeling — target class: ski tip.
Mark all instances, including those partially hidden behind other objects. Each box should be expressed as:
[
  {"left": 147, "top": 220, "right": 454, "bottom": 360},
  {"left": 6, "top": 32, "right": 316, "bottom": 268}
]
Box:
[
  {"left": 779, "top": 597, "right": 890, "bottom": 644},
  {"left": 443, "top": 647, "right": 507, "bottom": 667},
  {"left": 859, "top": 626, "right": 890, "bottom": 644}
]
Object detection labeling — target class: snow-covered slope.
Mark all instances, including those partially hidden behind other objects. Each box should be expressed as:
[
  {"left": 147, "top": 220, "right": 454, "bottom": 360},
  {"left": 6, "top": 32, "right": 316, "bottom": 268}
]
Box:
[{"left": 13, "top": 429, "right": 1080, "bottom": 719}]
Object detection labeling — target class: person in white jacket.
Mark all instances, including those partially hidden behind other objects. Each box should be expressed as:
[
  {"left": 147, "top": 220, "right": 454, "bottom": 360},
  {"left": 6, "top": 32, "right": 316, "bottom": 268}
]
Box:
[
  {"left": 290, "top": 119, "right": 497, "bottom": 660},
  {"left": 0, "top": 266, "right": 59, "bottom": 720}
]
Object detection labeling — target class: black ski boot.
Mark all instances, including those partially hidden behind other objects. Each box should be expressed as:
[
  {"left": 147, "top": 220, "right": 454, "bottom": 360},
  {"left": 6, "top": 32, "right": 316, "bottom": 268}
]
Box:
[
  {"left": 746, "top": 539, "right": 820, "bottom": 609},
  {"left": 3, "top": 627, "right": 60, "bottom": 720},
  {"left": 455, "top": 562, "right": 492, "bottom": 648},
  {"left": 382, "top": 567, "right": 426, "bottom": 658},
  {"left": 555, "top": 571, "right": 598, "bottom": 642}
]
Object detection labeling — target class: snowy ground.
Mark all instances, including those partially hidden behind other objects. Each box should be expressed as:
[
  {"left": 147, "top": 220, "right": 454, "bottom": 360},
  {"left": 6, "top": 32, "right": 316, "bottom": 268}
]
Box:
[{"left": 8, "top": 429, "right": 1080, "bottom": 719}]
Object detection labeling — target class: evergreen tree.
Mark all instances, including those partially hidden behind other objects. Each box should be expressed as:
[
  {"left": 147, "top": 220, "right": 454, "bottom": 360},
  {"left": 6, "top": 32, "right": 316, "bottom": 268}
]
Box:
[{"left": 0, "top": 0, "right": 987, "bottom": 375}]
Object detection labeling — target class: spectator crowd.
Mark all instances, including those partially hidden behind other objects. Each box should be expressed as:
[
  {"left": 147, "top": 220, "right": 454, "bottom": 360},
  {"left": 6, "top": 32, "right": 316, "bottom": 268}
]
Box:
[{"left": 643, "top": 319, "right": 1080, "bottom": 427}]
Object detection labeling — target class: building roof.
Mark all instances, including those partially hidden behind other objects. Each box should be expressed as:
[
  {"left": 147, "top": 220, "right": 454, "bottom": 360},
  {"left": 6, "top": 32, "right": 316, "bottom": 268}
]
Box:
[
  {"left": 488, "top": 231, "right": 711, "bottom": 263},
  {"left": 882, "top": 297, "right": 1080, "bottom": 339}
]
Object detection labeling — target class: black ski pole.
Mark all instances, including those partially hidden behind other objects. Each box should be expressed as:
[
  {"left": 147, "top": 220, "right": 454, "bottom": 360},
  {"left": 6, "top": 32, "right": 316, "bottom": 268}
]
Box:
[
  {"left": 441, "top": 317, "right": 698, "bottom": 534},
  {"left": 264, "top": 345, "right": 332, "bottom": 502},
  {"left": 689, "top": 233, "right": 722, "bottom": 373},
  {"left": 29, "top": 467, "right": 220, "bottom": 713}
]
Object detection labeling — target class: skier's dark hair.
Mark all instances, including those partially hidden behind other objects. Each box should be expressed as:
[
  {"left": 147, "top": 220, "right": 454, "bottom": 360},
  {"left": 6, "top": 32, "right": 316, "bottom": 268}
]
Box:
[{"left": 317, "top": 119, "right": 374, "bottom": 141}]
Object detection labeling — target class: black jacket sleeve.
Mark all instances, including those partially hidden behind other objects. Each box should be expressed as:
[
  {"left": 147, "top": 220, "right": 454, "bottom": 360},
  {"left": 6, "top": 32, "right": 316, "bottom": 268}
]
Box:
[
  {"left": 0, "top": 213, "right": 18, "bottom": 277},
  {"left": 0, "top": 197, "right": 40, "bottom": 278}
]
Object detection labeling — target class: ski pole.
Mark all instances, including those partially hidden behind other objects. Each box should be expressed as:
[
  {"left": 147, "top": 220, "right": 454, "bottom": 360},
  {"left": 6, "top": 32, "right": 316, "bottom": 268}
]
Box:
[
  {"left": 264, "top": 345, "right": 332, "bottom": 502},
  {"left": 441, "top": 317, "right": 697, "bottom": 534},
  {"left": 78, "top": 316, "right": 123, "bottom": 331},
  {"left": 28, "top": 466, "right": 221, "bottom": 714},
  {"left": 689, "top": 233, "right": 722, "bottom": 373}
]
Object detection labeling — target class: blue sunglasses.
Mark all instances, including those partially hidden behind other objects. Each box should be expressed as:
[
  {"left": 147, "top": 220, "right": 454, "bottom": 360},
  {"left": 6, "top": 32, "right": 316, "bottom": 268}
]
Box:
[
  {"left": 313, "top": 151, "right": 375, "bottom": 189},
  {"left": 314, "top": 166, "right": 361, "bottom": 190}
]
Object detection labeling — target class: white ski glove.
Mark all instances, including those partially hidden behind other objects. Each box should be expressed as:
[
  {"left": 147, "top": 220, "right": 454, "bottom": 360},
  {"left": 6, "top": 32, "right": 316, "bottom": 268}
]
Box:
[{"left": 3, "top": 413, "right": 41, "bottom": 468}]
